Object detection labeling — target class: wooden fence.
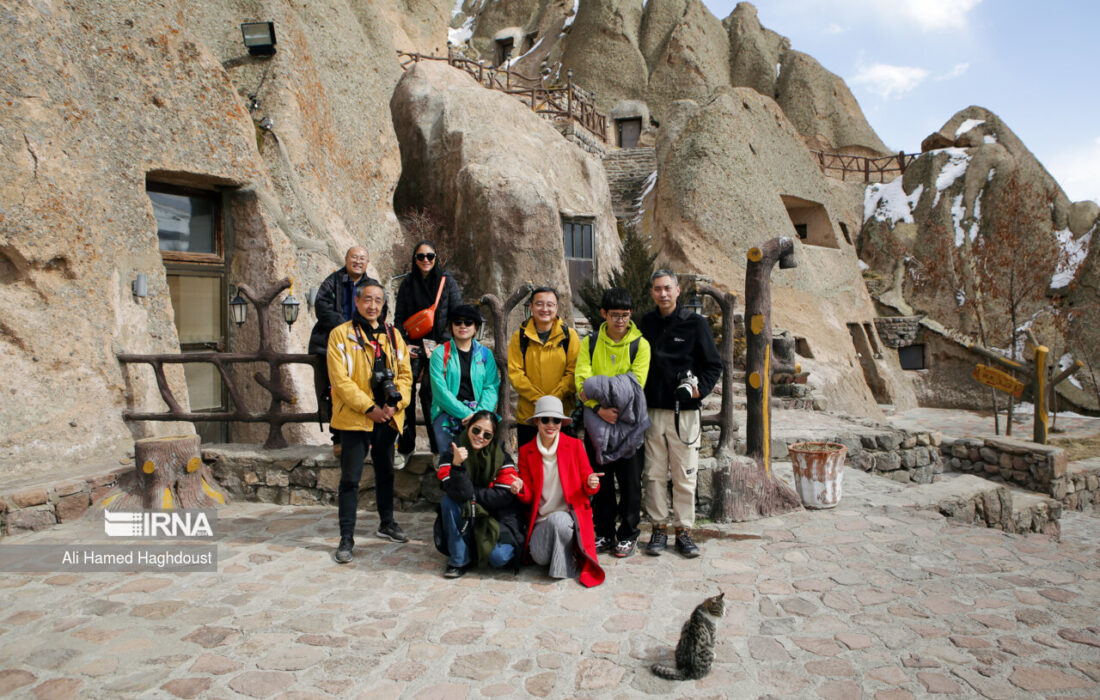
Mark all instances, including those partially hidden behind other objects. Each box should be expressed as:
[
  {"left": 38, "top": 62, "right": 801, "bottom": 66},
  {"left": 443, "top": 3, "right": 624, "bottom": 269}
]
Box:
[
  {"left": 811, "top": 150, "right": 918, "bottom": 183},
  {"left": 397, "top": 50, "right": 607, "bottom": 143}
]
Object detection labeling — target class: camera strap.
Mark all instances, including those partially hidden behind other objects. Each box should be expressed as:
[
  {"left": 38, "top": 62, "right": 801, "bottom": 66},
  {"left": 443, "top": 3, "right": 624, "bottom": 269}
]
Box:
[
  {"left": 352, "top": 321, "right": 397, "bottom": 371},
  {"left": 673, "top": 401, "right": 701, "bottom": 446}
]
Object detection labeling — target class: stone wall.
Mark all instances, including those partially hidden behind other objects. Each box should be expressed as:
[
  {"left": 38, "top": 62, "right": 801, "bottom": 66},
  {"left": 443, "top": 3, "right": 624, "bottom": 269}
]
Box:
[
  {"left": 202, "top": 445, "right": 443, "bottom": 513},
  {"left": 602, "top": 147, "right": 657, "bottom": 219},
  {"left": 0, "top": 466, "right": 128, "bottom": 536},
  {"left": 1064, "top": 459, "right": 1100, "bottom": 512},
  {"left": 874, "top": 316, "right": 922, "bottom": 349},
  {"left": 941, "top": 436, "right": 1067, "bottom": 498}
]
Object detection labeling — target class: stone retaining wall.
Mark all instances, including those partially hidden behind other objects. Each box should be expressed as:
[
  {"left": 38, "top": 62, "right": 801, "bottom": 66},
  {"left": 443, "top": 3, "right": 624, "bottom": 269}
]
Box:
[
  {"left": 933, "top": 480, "right": 1061, "bottom": 537},
  {"left": 941, "top": 436, "right": 1067, "bottom": 497},
  {"left": 0, "top": 466, "right": 128, "bottom": 536},
  {"left": 1063, "top": 459, "right": 1100, "bottom": 512},
  {"left": 202, "top": 445, "right": 444, "bottom": 513},
  {"left": 769, "top": 429, "right": 944, "bottom": 485}
]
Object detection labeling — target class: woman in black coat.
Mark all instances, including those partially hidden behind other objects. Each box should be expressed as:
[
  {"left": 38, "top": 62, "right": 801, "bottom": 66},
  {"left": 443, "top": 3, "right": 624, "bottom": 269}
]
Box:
[{"left": 394, "top": 240, "right": 462, "bottom": 460}]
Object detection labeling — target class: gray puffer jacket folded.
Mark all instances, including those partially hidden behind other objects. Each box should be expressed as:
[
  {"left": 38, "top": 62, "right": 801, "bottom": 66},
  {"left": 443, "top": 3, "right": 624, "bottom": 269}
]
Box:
[{"left": 581, "top": 373, "right": 650, "bottom": 465}]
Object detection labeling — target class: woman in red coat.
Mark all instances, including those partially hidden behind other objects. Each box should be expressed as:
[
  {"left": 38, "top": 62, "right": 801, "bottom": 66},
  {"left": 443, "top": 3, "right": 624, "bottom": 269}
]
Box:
[{"left": 515, "top": 396, "right": 605, "bottom": 588}]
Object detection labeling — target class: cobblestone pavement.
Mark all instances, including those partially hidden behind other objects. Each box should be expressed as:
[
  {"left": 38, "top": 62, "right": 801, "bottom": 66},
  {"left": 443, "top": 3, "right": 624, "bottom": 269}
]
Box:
[{"left": 1, "top": 466, "right": 1098, "bottom": 699}]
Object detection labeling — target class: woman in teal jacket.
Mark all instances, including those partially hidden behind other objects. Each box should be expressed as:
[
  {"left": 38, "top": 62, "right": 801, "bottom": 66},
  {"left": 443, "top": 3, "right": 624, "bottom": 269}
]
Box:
[{"left": 430, "top": 304, "right": 500, "bottom": 464}]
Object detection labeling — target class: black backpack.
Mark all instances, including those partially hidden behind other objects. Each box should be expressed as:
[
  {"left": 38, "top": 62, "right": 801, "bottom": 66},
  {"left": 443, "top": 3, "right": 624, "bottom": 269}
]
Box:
[
  {"left": 518, "top": 318, "right": 572, "bottom": 368},
  {"left": 585, "top": 326, "right": 641, "bottom": 365}
]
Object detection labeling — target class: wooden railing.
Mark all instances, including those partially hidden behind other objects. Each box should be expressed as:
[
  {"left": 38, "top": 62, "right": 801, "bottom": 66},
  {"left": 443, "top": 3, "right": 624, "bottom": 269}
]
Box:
[
  {"left": 811, "top": 150, "right": 918, "bottom": 183},
  {"left": 397, "top": 50, "right": 608, "bottom": 143}
]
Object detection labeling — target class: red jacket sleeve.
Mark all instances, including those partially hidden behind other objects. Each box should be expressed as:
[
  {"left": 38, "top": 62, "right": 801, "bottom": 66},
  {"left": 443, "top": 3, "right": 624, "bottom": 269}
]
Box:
[
  {"left": 516, "top": 447, "right": 536, "bottom": 505},
  {"left": 573, "top": 437, "right": 599, "bottom": 496}
]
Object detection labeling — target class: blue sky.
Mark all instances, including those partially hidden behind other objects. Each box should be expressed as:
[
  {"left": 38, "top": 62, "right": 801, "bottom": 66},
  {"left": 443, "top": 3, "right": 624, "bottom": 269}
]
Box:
[{"left": 701, "top": 0, "right": 1100, "bottom": 204}]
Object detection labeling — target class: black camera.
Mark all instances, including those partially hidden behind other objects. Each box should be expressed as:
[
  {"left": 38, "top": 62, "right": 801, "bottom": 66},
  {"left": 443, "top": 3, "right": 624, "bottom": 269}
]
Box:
[
  {"left": 372, "top": 368, "right": 402, "bottom": 408},
  {"left": 674, "top": 370, "right": 698, "bottom": 402}
]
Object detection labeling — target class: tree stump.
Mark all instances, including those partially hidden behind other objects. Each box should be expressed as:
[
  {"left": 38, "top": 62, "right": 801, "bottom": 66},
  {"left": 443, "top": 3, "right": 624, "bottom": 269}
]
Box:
[{"left": 97, "top": 435, "right": 227, "bottom": 511}]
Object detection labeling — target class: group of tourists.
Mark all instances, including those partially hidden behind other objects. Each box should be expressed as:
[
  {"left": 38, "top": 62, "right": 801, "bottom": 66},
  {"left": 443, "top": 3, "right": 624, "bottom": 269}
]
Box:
[{"left": 310, "top": 242, "right": 721, "bottom": 587}]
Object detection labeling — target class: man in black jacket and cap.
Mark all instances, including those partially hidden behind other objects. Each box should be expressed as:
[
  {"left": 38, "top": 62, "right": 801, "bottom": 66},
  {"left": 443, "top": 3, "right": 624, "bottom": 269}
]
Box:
[
  {"left": 308, "top": 246, "right": 371, "bottom": 454},
  {"left": 639, "top": 269, "right": 722, "bottom": 559}
]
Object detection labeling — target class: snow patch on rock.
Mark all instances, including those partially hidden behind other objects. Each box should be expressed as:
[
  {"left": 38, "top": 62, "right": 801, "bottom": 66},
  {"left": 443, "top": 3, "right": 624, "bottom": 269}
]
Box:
[
  {"left": 865, "top": 178, "right": 923, "bottom": 226},
  {"left": 1051, "top": 226, "right": 1094, "bottom": 289}
]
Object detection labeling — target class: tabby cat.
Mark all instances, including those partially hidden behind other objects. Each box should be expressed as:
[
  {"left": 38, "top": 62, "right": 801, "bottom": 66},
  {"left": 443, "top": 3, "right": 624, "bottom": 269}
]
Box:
[{"left": 650, "top": 592, "right": 726, "bottom": 681}]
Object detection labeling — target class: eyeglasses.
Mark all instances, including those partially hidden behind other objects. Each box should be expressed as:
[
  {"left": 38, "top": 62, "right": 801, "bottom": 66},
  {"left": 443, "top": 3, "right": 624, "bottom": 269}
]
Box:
[
  {"left": 531, "top": 301, "right": 557, "bottom": 309},
  {"left": 538, "top": 417, "right": 562, "bottom": 425},
  {"left": 470, "top": 426, "right": 493, "bottom": 441},
  {"left": 415, "top": 252, "right": 437, "bottom": 262},
  {"left": 608, "top": 312, "right": 631, "bottom": 322},
  {"left": 453, "top": 319, "right": 476, "bottom": 327}
]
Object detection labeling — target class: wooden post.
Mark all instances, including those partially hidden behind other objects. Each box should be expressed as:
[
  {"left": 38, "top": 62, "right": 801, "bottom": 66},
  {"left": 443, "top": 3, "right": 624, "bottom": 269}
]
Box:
[
  {"left": 697, "top": 283, "right": 738, "bottom": 457},
  {"left": 745, "top": 238, "right": 797, "bottom": 469},
  {"left": 480, "top": 283, "right": 535, "bottom": 449},
  {"left": 710, "top": 237, "right": 801, "bottom": 521},
  {"left": 1033, "top": 345, "right": 1049, "bottom": 444},
  {"left": 98, "top": 435, "right": 227, "bottom": 512}
]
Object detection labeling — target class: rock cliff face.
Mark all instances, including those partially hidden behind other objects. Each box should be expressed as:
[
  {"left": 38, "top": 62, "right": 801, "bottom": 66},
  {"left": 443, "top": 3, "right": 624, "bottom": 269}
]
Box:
[
  {"left": 861, "top": 106, "right": 1099, "bottom": 409},
  {"left": 639, "top": 88, "right": 917, "bottom": 417},
  {"left": 0, "top": 1, "right": 444, "bottom": 476},
  {"left": 452, "top": 0, "right": 888, "bottom": 154},
  {"left": 390, "top": 61, "right": 618, "bottom": 317}
]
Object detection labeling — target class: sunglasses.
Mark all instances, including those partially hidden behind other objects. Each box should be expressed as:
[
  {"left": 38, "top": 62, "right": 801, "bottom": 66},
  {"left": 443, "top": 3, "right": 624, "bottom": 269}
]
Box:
[
  {"left": 415, "top": 252, "right": 437, "bottom": 262},
  {"left": 453, "top": 318, "right": 477, "bottom": 327},
  {"left": 470, "top": 426, "right": 493, "bottom": 441},
  {"left": 538, "top": 417, "right": 562, "bottom": 425}
]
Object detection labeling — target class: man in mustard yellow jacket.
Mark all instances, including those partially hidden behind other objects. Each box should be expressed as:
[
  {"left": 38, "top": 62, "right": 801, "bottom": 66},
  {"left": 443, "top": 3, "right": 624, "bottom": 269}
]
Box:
[
  {"left": 327, "top": 280, "right": 413, "bottom": 563},
  {"left": 507, "top": 287, "right": 580, "bottom": 449}
]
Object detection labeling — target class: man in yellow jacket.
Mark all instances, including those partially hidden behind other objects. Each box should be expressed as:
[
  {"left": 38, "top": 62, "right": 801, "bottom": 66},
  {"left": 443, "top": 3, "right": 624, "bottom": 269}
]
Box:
[
  {"left": 574, "top": 288, "right": 651, "bottom": 558},
  {"left": 327, "top": 280, "right": 413, "bottom": 563},
  {"left": 507, "top": 287, "right": 580, "bottom": 448}
]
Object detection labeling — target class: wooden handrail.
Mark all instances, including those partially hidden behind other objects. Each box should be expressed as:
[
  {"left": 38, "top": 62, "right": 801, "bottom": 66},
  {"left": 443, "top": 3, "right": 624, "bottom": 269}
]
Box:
[
  {"left": 810, "top": 150, "right": 919, "bottom": 182},
  {"left": 397, "top": 50, "right": 607, "bottom": 143}
]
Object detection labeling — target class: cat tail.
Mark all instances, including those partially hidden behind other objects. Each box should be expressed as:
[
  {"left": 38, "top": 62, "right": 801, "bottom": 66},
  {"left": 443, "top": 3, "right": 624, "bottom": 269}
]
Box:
[{"left": 650, "top": 663, "right": 685, "bottom": 680}]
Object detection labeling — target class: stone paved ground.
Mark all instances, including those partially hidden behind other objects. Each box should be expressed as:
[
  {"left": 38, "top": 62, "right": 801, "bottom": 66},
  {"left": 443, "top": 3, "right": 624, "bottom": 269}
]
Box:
[{"left": 1, "top": 465, "right": 1098, "bottom": 699}]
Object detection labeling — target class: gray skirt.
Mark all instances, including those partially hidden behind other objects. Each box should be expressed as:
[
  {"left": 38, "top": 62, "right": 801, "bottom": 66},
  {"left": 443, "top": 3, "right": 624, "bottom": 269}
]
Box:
[{"left": 527, "top": 510, "right": 577, "bottom": 579}]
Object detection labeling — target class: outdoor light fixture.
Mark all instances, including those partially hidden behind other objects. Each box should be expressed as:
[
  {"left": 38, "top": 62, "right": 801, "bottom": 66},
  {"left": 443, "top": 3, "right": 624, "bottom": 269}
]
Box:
[
  {"left": 241, "top": 21, "right": 277, "bottom": 57},
  {"left": 281, "top": 293, "right": 300, "bottom": 326},
  {"left": 131, "top": 273, "right": 148, "bottom": 299},
  {"left": 230, "top": 291, "right": 248, "bottom": 326},
  {"left": 686, "top": 291, "right": 704, "bottom": 316}
]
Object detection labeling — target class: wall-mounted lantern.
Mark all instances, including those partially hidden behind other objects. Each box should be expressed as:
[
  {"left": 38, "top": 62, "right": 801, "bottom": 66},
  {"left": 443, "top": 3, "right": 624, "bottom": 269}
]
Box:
[
  {"left": 229, "top": 291, "right": 248, "bottom": 326},
  {"left": 281, "top": 293, "right": 300, "bottom": 326}
]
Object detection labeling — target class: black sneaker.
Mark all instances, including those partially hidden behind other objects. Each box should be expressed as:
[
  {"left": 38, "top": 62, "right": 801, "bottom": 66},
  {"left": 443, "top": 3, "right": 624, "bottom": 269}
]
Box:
[
  {"left": 376, "top": 521, "right": 408, "bottom": 543},
  {"left": 443, "top": 564, "right": 466, "bottom": 579},
  {"left": 675, "top": 529, "right": 700, "bottom": 558},
  {"left": 594, "top": 536, "right": 613, "bottom": 554},
  {"left": 334, "top": 536, "right": 354, "bottom": 564},
  {"left": 644, "top": 527, "right": 667, "bottom": 556},
  {"left": 614, "top": 539, "right": 637, "bottom": 558}
]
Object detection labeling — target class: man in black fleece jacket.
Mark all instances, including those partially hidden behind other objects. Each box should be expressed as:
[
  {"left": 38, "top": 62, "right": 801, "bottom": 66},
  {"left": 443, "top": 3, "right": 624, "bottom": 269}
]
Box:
[{"left": 639, "top": 270, "right": 722, "bottom": 559}]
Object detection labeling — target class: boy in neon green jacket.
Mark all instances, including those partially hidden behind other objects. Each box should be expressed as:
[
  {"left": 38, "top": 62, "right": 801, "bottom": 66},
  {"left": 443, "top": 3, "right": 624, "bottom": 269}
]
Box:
[{"left": 574, "top": 288, "right": 651, "bottom": 558}]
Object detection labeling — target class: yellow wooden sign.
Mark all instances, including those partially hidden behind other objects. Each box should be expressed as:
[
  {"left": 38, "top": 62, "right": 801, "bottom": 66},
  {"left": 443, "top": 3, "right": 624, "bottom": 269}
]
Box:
[{"left": 972, "top": 364, "right": 1026, "bottom": 398}]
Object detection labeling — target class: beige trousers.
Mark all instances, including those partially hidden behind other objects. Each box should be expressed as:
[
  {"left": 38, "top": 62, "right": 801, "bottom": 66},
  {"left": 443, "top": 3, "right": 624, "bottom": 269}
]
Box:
[{"left": 643, "top": 408, "right": 700, "bottom": 529}]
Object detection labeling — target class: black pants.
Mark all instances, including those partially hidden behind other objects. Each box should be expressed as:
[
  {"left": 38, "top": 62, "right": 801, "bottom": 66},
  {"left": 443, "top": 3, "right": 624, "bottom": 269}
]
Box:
[
  {"left": 397, "top": 356, "right": 437, "bottom": 455},
  {"left": 583, "top": 433, "right": 643, "bottom": 542},
  {"left": 338, "top": 424, "right": 398, "bottom": 539}
]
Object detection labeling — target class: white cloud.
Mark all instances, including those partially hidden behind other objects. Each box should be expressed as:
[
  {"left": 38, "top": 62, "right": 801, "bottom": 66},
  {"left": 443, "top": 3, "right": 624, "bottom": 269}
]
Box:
[
  {"left": 894, "top": 0, "right": 982, "bottom": 32},
  {"left": 825, "top": 23, "right": 845, "bottom": 34},
  {"left": 1046, "top": 138, "right": 1100, "bottom": 204},
  {"left": 849, "top": 63, "right": 929, "bottom": 100},
  {"left": 936, "top": 62, "right": 970, "bottom": 80}
]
